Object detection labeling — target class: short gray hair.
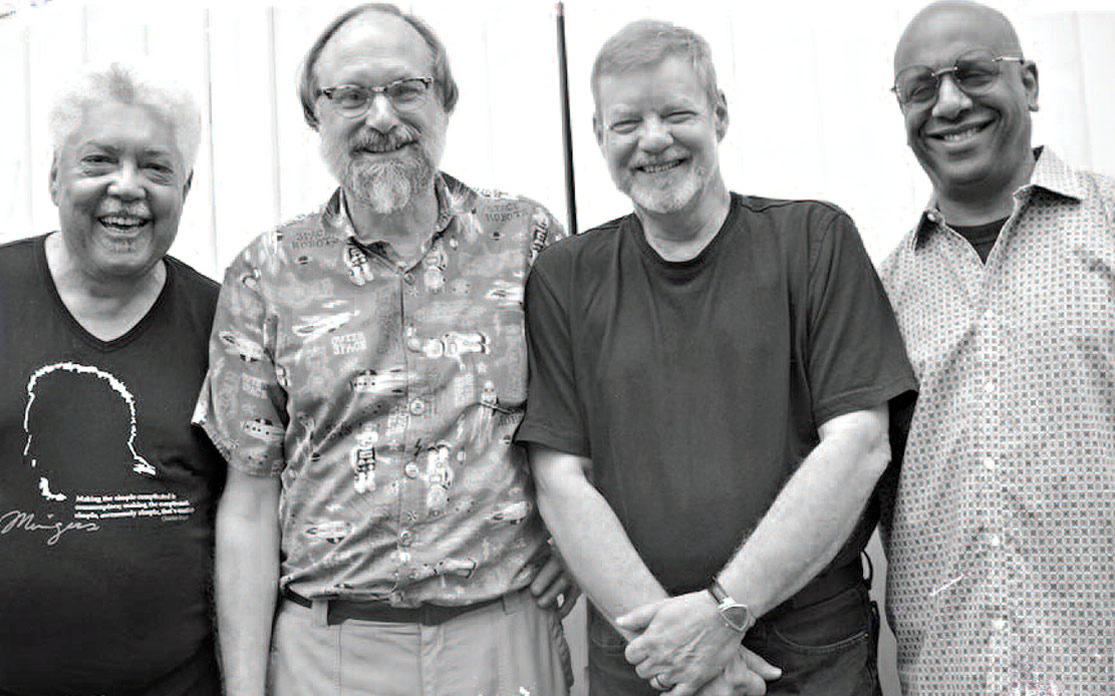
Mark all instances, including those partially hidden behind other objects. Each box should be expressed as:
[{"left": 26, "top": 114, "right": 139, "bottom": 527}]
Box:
[
  {"left": 592, "top": 20, "right": 720, "bottom": 115},
  {"left": 50, "top": 62, "right": 202, "bottom": 170}
]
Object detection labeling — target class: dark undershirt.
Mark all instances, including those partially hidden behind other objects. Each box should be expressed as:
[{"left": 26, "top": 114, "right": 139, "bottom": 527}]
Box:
[{"left": 951, "top": 217, "right": 1009, "bottom": 263}]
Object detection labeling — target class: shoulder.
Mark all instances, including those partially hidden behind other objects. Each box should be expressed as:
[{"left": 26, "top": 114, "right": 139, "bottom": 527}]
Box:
[
  {"left": 0, "top": 234, "right": 43, "bottom": 267},
  {"left": 878, "top": 228, "right": 919, "bottom": 294},
  {"left": 449, "top": 175, "right": 566, "bottom": 243},
  {"left": 731, "top": 194, "right": 862, "bottom": 270},
  {"left": 733, "top": 194, "right": 853, "bottom": 229},
  {"left": 532, "top": 213, "right": 629, "bottom": 276},
  {"left": 165, "top": 255, "right": 220, "bottom": 299},
  {"left": 226, "top": 203, "right": 337, "bottom": 280}
]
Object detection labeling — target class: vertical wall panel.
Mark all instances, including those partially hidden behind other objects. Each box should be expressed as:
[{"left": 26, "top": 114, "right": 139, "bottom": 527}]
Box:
[
  {"left": 0, "top": 19, "right": 31, "bottom": 242},
  {"left": 206, "top": 4, "right": 281, "bottom": 270}
]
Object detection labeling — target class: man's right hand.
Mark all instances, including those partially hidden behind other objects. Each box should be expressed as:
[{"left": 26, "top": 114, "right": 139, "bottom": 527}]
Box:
[{"left": 681, "top": 646, "right": 781, "bottom": 696}]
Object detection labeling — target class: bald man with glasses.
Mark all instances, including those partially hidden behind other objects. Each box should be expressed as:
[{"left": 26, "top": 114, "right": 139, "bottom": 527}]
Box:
[{"left": 880, "top": 2, "right": 1115, "bottom": 695}]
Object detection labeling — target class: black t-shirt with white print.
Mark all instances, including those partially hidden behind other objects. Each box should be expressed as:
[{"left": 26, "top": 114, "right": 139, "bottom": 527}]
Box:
[{"left": 0, "top": 235, "right": 224, "bottom": 696}]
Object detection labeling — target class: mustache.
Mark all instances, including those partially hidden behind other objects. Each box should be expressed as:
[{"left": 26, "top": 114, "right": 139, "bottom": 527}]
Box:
[
  {"left": 351, "top": 127, "right": 419, "bottom": 153},
  {"left": 96, "top": 204, "right": 151, "bottom": 218}
]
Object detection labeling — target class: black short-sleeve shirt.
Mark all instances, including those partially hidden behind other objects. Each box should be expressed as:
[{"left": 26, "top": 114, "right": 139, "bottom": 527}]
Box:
[
  {"left": 516, "top": 194, "right": 916, "bottom": 593},
  {"left": 0, "top": 235, "right": 224, "bottom": 695}
]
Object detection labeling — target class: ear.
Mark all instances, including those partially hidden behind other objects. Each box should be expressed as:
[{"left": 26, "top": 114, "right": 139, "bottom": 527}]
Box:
[
  {"left": 49, "top": 152, "right": 60, "bottom": 205},
  {"left": 714, "top": 89, "right": 729, "bottom": 141},
  {"left": 182, "top": 170, "right": 194, "bottom": 200},
  {"left": 1022, "top": 61, "right": 1039, "bottom": 112},
  {"left": 593, "top": 112, "right": 604, "bottom": 150}
]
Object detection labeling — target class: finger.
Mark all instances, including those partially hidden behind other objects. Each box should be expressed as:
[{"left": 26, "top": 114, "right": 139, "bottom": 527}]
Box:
[
  {"left": 634, "top": 657, "right": 662, "bottom": 680},
  {"left": 741, "top": 649, "right": 782, "bottom": 680},
  {"left": 529, "top": 557, "right": 563, "bottom": 598},
  {"left": 664, "top": 681, "right": 700, "bottom": 696},
  {"left": 625, "top": 636, "right": 651, "bottom": 665},
  {"left": 557, "top": 587, "right": 580, "bottom": 619},
  {"left": 616, "top": 600, "right": 661, "bottom": 631}
]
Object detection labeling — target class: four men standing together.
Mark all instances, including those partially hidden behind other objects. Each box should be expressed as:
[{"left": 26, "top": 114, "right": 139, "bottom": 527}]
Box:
[{"left": 1, "top": 1, "right": 1112, "bottom": 695}]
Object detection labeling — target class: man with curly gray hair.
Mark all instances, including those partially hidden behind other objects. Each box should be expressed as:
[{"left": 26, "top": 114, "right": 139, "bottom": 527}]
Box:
[{"left": 0, "top": 61, "right": 225, "bottom": 695}]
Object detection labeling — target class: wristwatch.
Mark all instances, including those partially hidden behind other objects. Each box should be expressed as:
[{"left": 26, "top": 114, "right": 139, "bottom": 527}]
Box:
[{"left": 706, "top": 578, "right": 755, "bottom": 633}]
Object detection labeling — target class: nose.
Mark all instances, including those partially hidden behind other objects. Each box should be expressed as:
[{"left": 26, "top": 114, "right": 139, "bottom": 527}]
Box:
[
  {"left": 931, "top": 73, "right": 973, "bottom": 120},
  {"left": 637, "top": 117, "right": 673, "bottom": 153},
  {"left": 107, "top": 160, "right": 145, "bottom": 200},
  {"left": 361, "top": 93, "right": 399, "bottom": 131}
]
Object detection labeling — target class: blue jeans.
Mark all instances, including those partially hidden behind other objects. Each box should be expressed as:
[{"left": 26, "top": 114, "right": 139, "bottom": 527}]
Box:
[{"left": 588, "top": 584, "right": 881, "bottom": 696}]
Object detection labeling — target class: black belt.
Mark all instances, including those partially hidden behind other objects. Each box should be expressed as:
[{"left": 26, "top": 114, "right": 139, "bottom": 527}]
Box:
[{"left": 282, "top": 587, "right": 504, "bottom": 626}]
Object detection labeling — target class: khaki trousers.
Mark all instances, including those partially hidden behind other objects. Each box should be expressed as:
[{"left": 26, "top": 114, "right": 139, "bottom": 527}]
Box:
[{"left": 270, "top": 589, "right": 571, "bottom": 696}]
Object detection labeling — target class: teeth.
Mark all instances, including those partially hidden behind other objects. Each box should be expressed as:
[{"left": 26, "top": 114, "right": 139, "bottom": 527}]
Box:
[
  {"left": 641, "top": 161, "right": 680, "bottom": 173},
  {"left": 100, "top": 216, "right": 147, "bottom": 227},
  {"left": 941, "top": 126, "right": 982, "bottom": 142}
]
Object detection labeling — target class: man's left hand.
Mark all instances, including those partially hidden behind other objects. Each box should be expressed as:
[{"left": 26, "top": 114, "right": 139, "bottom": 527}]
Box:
[
  {"left": 529, "top": 548, "right": 581, "bottom": 618},
  {"left": 617, "top": 591, "right": 742, "bottom": 694}
]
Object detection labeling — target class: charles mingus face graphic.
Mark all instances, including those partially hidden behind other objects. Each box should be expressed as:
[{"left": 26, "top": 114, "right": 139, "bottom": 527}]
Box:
[{"left": 23, "top": 363, "right": 155, "bottom": 503}]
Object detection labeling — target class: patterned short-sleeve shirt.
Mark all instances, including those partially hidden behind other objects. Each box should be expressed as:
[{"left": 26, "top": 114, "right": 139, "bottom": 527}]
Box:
[
  {"left": 194, "top": 173, "right": 566, "bottom": 606},
  {"left": 880, "top": 148, "right": 1115, "bottom": 696}
]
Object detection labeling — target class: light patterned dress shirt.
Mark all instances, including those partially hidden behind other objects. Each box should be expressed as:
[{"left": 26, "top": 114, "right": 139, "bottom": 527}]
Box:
[
  {"left": 194, "top": 173, "right": 565, "bottom": 607},
  {"left": 880, "top": 148, "right": 1115, "bottom": 696}
]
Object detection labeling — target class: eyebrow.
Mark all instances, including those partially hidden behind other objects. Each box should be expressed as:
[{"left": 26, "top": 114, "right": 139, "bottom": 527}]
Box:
[{"left": 80, "top": 142, "right": 176, "bottom": 158}]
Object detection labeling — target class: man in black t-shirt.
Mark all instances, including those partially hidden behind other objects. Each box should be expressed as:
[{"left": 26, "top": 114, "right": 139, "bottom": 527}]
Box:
[
  {"left": 0, "top": 62, "right": 223, "bottom": 696},
  {"left": 515, "top": 19, "right": 916, "bottom": 696}
]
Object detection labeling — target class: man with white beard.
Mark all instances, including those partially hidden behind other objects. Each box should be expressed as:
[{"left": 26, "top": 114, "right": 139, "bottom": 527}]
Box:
[{"left": 194, "top": 4, "right": 576, "bottom": 695}]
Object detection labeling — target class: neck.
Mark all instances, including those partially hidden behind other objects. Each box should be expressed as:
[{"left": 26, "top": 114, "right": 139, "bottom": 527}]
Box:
[
  {"left": 635, "top": 176, "right": 731, "bottom": 262},
  {"left": 346, "top": 182, "right": 438, "bottom": 261},
  {"left": 936, "top": 154, "right": 1036, "bottom": 226},
  {"left": 45, "top": 232, "right": 167, "bottom": 341}
]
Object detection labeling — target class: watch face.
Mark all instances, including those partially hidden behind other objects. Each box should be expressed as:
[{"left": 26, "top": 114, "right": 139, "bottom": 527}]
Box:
[{"left": 721, "top": 604, "right": 752, "bottom": 631}]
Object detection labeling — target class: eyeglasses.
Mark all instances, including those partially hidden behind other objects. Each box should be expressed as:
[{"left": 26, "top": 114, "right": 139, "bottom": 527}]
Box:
[
  {"left": 318, "top": 76, "right": 434, "bottom": 117},
  {"left": 892, "top": 50, "right": 1025, "bottom": 106}
]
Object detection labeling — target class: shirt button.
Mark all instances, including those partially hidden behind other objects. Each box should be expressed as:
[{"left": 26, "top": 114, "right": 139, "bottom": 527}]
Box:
[
  {"left": 409, "top": 399, "right": 426, "bottom": 415},
  {"left": 983, "top": 380, "right": 996, "bottom": 394},
  {"left": 991, "top": 618, "right": 1008, "bottom": 632},
  {"left": 404, "top": 462, "right": 420, "bottom": 478},
  {"left": 399, "top": 529, "right": 413, "bottom": 547},
  {"left": 404, "top": 272, "right": 416, "bottom": 285},
  {"left": 986, "top": 533, "right": 1002, "bottom": 548},
  {"left": 982, "top": 457, "right": 996, "bottom": 471},
  {"left": 983, "top": 308, "right": 995, "bottom": 323}
]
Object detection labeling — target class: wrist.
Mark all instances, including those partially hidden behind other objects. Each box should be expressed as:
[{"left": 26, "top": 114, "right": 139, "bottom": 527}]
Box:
[{"left": 706, "top": 578, "right": 756, "bottom": 634}]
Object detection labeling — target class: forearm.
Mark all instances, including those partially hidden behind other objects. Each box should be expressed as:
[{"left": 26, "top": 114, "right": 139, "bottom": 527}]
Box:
[
  {"left": 718, "top": 406, "right": 889, "bottom": 617},
  {"left": 529, "top": 443, "right": 667, "bottom": 639},
  {"left": 215, "top": 476, "right": 281, "bottom": 696}
]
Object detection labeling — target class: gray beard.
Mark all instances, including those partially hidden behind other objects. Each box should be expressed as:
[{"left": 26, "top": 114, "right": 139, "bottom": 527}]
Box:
[{"left": 345, "top": 155, "right": 433, "bottom": 215}]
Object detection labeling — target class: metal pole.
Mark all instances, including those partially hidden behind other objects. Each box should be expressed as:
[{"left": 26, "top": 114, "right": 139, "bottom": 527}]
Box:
[{"left": 555, "top": 2, "right": 578, "bottom": 236}]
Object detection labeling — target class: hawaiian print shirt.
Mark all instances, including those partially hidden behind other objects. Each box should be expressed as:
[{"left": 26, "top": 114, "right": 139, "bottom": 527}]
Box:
[
  {"left": 880, "top": 149, "right": 1115, "bottom": 696},
  {"left": 195, "top": 174, "right": 566, "bottom": 606}
]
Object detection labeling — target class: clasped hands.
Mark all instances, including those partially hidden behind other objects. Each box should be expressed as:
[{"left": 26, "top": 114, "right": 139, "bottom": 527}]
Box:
[{"left": 616, "top": 591, "right": 781, "bottom": 695}]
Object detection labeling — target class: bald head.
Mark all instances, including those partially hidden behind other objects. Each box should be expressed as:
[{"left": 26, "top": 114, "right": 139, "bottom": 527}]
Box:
[{"left": 896, "top": 1, "right": 1021, "bottom": 74}]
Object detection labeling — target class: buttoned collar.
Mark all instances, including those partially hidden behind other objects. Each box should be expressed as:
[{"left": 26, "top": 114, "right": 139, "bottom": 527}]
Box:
[{"left": 913, "top": 147, "right": 1086, "bottom": 247}]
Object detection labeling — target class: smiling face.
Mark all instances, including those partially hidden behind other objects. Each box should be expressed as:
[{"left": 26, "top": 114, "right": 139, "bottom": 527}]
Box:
[
  {"left": 51, "top": 101, "right": 190, "bottom": 282},
  {"left": 895, "top": 3, "right": 1038, "bottom": 203},
  {"left": 594, "top": 55, "right": 727, "bottom": 217},
  {"left": 315, "top": 11, "right": 448, "bottom": 214}
]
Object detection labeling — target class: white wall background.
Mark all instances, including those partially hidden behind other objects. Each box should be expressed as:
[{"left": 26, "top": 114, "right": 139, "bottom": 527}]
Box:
[{"left": 2, "top": 1, "right": 1113, "bottom": 694}]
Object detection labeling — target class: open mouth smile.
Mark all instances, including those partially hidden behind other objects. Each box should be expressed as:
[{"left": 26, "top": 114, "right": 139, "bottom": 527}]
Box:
[
  {"left": 636, "top": 159, "right": 685, "bottom": 174},
  {"left": 928, "top": 121, "right": 992, "bottom": 145},
  {"left": 97, "top": 215, "right": 151, "bottom": 231}
]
